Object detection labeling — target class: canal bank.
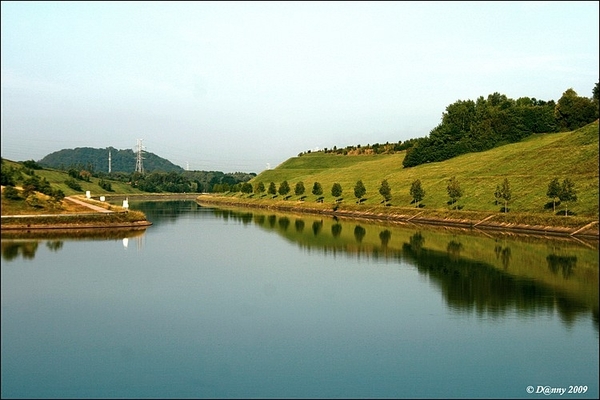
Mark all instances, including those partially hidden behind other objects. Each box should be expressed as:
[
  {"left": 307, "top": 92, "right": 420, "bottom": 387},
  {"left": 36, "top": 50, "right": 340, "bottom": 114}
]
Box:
[{"left": 196, "top": 194, "right": 599, "bottom": 240}]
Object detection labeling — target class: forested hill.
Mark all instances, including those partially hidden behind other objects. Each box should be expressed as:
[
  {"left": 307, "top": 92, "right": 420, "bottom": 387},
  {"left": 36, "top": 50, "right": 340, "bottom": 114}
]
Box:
[
  {"left": 38, "top": 147, "right": 184, "bottom": 173},
  {"left": 298, "top": 85, "right": 599, "bottom": 169}
]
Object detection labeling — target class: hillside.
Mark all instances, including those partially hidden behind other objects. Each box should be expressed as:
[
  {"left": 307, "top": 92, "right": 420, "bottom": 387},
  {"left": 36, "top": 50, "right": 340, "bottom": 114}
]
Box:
[
  {"left": 251, "top": 121, "right": 599, "bottom": 217},
  {"left": 1, "top": 159, "right": 147, "bottom": 197},
  {"left": 38, "top": 147, "right": 184, "bottom": 173}
]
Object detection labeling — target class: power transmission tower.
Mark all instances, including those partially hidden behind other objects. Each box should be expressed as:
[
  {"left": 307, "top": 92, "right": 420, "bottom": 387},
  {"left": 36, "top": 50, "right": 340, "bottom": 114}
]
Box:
[
  {"left": 108, "top": 150, "right": 112, "bottom": 173},
  {"left": 135, "top": 139, "right": 145, "bottom": 173}
]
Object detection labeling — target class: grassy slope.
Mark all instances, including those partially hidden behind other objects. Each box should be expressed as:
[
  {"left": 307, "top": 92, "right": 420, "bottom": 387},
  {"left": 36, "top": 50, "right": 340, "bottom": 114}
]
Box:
[
  {"left": 1, "top": 162, "right": 147, "bottom": 217},
  {"left": 2, "top": 160, "right": 145, "bottom": 196},
  {"left": 253, "top": 121, "right": 599, "bottom": 217}
]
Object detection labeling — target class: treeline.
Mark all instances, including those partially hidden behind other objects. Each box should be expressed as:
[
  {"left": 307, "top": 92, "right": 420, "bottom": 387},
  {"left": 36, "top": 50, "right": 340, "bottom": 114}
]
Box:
[
  {"left": 299, "top": 83, "right": 599, "bottom": 166},
  {"left": 0, "top": 158, "right": 256, "bottom": 195},
  {"left": 403, "top": 86, "right": 598, "bottom": 167},
  {"left": 247, "top": 176, "right": 579, "bottom": 215},
  {"left": 128, "top": 170, "right": 256, "bottom": 193}
]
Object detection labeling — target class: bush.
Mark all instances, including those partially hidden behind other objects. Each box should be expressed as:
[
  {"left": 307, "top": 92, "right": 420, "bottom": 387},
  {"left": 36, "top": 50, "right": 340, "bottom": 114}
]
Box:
[
  {"left": 3, "top": 185, "right": 22, "bottom": 200},
  {"left": 65, "top": 178, "right": 83, "bottom": 191}
]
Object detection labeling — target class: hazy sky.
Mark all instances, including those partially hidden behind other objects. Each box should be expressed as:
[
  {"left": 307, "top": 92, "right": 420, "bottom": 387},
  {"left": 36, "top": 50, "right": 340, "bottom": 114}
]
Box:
[{"left": 1, "top": 1, "right": 598, "bottom": 173}]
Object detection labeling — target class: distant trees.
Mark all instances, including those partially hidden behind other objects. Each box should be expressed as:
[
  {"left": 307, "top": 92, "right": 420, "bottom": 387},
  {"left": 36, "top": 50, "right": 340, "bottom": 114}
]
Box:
[
  {"left": 354, "top": 180, "right": 366, "bottom": 203},
  {"left": 22, "top": 160, "right": 42, "bottom": 170},
  {"left": 132, "top": 171, "right": 193, "bottom": 193},
  {"left": 379, "top": 179, "right": 392, "bottom": 204},
  {"left": 409, "top": 179, "right": 425, "bottom": 207},
  {"left": 446, "top": 176, "right": 463, "bottom": 208}
]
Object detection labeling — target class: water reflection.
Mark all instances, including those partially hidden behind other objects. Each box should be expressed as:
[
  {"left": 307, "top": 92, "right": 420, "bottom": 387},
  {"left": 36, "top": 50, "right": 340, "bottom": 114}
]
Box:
[
  {"left": 198, "top": 205, "right": 599, "bottom": 330},
  {"left": 1, "top": 228, "right": 146, "bottom": 260}
]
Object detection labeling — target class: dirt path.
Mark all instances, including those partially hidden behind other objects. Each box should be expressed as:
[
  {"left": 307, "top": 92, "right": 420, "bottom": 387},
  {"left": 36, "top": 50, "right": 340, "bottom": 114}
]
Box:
[{"left": 64, "top": 196, "right": 113, "bottom": 213}]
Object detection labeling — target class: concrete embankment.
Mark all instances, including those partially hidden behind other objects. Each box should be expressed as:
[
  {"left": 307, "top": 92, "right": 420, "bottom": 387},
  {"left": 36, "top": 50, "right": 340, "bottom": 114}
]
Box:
[
  {"left": 196, "top": 195, "right": 599, "bottom": 240},
  {"left": 1, "top": 195, "right": 151, "bottom": 231}
]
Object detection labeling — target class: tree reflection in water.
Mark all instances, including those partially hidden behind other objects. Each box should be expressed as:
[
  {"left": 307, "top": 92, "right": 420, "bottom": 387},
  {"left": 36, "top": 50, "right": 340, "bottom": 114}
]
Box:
[{"left": 211, "top": 206, "right": 598, "bottom": 331}]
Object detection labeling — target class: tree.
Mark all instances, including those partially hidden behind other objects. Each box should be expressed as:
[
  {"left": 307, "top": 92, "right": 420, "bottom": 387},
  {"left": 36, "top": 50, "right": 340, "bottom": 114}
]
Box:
[
  {"left": 354, "top": 180, "right": 366, "bottom": 203},
  {"left": 446, "top": 176, "right": 463, "bottom": 208},
  {"left": 554, "top": 88, "right": 598, "bottom": 131},
  {"left": 546, "top": 177, "right": 561, "bottom": 212},
  {"left": 558, "top": 178, "right": 577, "bottom": 216},
  {"left": 499, "top": 178, "right": 511, "bottom": 212},
  {"left": 331, "top": 182, "right": 343, "bottom": 198},
  {"left": 278, "top": 180, "right": 290, "bottom": 197},
  {"left": 312, "top": 182, "right": 323, "bottom": 196},
  {"left": 294, "top": 181, "right": 305, "bottom": 196},
  {"left": 494, "top": 184, "right": 502, "bottom": 206},
  {"left": 378, "top": 179, "right": 392, "bottom": 204},
  {"left": 241, "top": 182, "right": 253, "bottom": 194},
  {"left": 410, "top": 179, "right": 425, "bottom": 207},
  {"left": 268, "top": 181, "right": 277, "bottom": 197},
  {"left": 254, "top": 181, "right": 266, "bottom": 195}
]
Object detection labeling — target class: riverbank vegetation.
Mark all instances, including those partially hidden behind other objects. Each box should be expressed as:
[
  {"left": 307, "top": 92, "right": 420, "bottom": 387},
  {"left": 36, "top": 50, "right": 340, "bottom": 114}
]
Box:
[
  {"left": 198, "top": 120, "right": 598, "bottom": 235},
  {"left": 242, "top": 121, "right": 598, "bottom": 216}
]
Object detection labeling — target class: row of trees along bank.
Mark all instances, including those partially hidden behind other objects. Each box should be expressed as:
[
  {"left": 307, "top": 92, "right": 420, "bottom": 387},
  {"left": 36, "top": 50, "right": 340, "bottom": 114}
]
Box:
[{"left": 238, "top": 177, "right": 579, "bottom": 216}]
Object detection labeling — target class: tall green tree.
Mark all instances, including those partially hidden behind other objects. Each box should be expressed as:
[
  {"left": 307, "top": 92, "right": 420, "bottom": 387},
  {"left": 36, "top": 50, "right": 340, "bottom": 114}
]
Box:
[
  {"left": 378, "top": 179, "right": 392, "bottom": 204},
  {"left": 312, "top": 182, "right": 323, "bottom": 196},
  {"left": 499, "top": 178, "right": 511, "bottom": 212},
  {"left": 278, "top": 180, "right": 290, "bottom": 197},
  {"left": 254, "top": 181, "right": 266, "bottom": 195},
  {"left": 546, "top": 177, "right": 561, "bottom": 212},
  {"left": 294, "top": 181, "right": 305, "bottom": 196},
  {"left": 268, "top": 181, "right": 277, "bottom": 196},
  {"left": 446, "top": 176, "right": 463, "bottom": 208},
  {"left": 241, "top": 182, "right": 253, "bottom": 194},
  {"left": 410, "top": 179, "right": 425, "bottom": 208},
  {"left": 331, "top": 182, "right": 343, "bottom": 198},
  {"left": 558, "top": 178, "right": 577, "bottom": 216},
  {"left": 354, "top": 180, "right": 366, "bottom": 203}
]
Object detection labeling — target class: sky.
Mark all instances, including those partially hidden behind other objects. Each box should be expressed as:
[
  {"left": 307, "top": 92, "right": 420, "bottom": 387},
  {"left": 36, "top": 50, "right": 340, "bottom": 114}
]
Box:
[{"left": 1, "top": 1, "right": 598, "bottom": 173}]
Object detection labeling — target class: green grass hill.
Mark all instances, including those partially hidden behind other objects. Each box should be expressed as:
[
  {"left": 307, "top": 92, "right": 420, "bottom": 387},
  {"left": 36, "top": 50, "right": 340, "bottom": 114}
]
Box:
[
  {"left": 1, "top": 159, "right": 146, "bottom": 197},
  {"left": 251, "top": 121, "right": 599, "bottom": 217}
]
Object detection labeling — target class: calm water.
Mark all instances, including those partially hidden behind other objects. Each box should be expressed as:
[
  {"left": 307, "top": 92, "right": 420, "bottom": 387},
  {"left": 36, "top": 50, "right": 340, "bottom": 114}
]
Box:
[{"left": 1, "top": 200, "right": 598, "bottom": 399}]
